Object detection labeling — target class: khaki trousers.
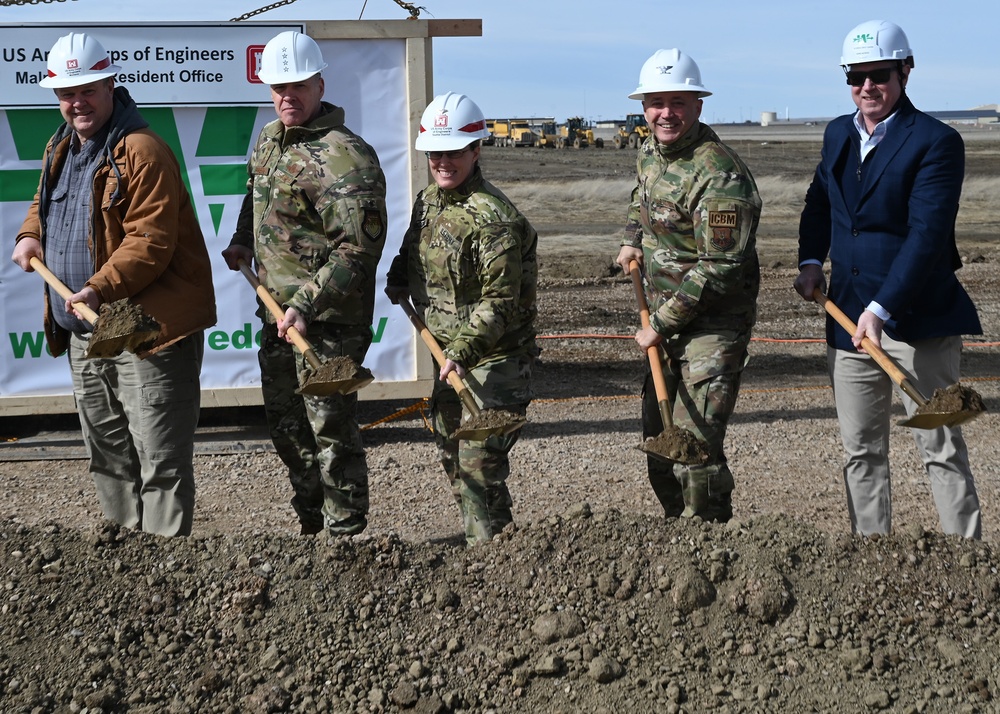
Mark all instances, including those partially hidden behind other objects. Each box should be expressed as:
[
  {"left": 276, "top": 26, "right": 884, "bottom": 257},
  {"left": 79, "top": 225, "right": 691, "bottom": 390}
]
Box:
[
  {"left": 828, "top": 334, "right": 980, "bottom": 538},
  {"left": 68, "top": 331, "right": 203, "bottom": 537}
]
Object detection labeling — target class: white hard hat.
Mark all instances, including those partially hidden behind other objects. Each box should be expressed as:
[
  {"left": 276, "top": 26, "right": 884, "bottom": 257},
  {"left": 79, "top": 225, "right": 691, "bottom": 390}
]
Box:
[
  {"left": 39, "top": 32, "right": 120, "bottom": 89},
  {"left": 415, "top": 92, "right": 490, "bottom": 151},
  {"left": 257, "top": 31, "right": 328, "bottom": 84},
  {"left": 841, "top": 20, "right": 914, "bottom": 68},
  {"left": 628, "top": 48, "right": 711, "bottom": 100}
]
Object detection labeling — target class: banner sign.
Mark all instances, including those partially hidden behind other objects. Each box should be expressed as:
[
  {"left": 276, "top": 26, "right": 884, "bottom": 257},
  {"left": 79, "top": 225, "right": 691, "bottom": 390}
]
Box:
[
  {"left": 1, "top": 23, "right": 306, "bottom": 107},
  {"left": 0, "top": 24, "right": 418, "bottom": 407}
]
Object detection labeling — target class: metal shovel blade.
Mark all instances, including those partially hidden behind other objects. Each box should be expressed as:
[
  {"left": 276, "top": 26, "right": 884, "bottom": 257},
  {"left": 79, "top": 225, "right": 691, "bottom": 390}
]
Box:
[
  {"left": 296, "top": 360, "right": 375, "bottom": 397},
  {"left": 454, "top": 410, "right": 527, "bottom": 441},
  {"left": 898, "top": 383, "right": 986, "bottom": 429},
  {"left": 297, "top": 373, "right": 375, "bottom": 397},
  {"left": 898, "top": 410, "right": 982, "bottom": 430},
  {"left": 84, "top": 299, "right": 160, "bottom": 359},
  {"left": 639, "top": 425, "right": 711, "bottom": 465}
]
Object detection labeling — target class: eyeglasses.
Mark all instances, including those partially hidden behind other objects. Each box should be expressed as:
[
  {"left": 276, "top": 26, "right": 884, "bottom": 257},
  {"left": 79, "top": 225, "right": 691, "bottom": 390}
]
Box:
[
  {"left": 425, "top": 149, "right": 471, "bottom": 161},
  {"left": 845, "top": 67, "right": 894, "bottom": 87}
]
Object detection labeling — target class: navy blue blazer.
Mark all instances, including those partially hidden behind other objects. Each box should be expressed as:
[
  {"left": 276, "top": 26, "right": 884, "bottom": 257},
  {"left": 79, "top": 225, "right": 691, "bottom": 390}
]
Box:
[{"left": 798, "top": 95, "right": 981, "bottom": 350}]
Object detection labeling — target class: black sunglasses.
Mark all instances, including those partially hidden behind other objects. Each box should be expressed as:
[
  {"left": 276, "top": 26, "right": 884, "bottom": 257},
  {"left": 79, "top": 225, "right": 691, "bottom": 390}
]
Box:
[
  {"left": 425, "top": 148, "right": 471, "bottom": 160},
  {"left": 845, "top": 67, "right": 894, "bottom": 87}
]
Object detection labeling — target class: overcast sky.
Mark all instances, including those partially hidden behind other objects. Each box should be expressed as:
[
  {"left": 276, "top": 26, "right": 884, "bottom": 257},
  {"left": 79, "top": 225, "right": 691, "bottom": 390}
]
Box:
[{"left": 3, "top": 0, "right": 996, "bottom": 124}]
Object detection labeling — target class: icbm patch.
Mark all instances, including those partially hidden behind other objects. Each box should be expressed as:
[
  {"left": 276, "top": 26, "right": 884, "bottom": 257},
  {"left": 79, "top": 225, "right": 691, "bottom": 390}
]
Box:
[{"left": 709, "top": 210, "right": 737, "bottom": 251}]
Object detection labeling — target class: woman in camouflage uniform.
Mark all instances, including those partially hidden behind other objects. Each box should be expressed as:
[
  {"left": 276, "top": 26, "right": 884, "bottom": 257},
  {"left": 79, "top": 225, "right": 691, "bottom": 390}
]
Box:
[{"left": 386, "top": 92, "right": 538, "bottom": 546}]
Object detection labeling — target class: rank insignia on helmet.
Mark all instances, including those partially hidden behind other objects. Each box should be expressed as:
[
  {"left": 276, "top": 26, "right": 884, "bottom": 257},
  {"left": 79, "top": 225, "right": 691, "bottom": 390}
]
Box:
[{"left": 362, "top": 209, "right": 385, "bottom": 241}]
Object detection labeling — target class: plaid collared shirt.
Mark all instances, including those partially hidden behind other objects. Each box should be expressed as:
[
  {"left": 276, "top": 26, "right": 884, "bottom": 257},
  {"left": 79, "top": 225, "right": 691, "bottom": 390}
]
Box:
[{"left": 45, "top": 127, "right": 109, "bottom": 334}]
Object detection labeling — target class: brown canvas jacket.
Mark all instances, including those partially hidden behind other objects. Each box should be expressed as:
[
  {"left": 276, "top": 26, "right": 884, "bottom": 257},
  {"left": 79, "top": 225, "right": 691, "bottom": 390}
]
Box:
[{"left": 18, "top": 123, "right": 216, "bottom": 357}]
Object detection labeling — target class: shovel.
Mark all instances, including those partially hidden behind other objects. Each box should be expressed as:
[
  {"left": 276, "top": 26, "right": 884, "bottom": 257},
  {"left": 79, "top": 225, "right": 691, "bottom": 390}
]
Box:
[
  {"left": 814, "top": 289, "right": 984, "bottom": 429},
  {"left": 397, "top": 298, "right": 526, "bottom": 441},
  {"left": 237, "top": 261, "right": 373, "bottom": 396},
  {"left": 628, "top": 260, "right": 710, "bottom": 464},
  {"left": 29, "top": 256, "right": 159, "bottom": 358}
]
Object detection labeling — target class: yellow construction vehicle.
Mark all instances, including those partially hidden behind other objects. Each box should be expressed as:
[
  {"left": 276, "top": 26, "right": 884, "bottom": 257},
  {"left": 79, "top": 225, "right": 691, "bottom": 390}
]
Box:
[
  {"left": 614, "top": 113, "right": 650, "bottom": 149},
  {"left": 557, "top": 116, "right": 603, "bottom": 149},
  {"left": 535, "top": 120, "right": 561, "bottom": 148},
  {"left": 490, "top": 118, "right": 536, "bottom": 147},
  {"left": 483, "top": 119, "right": 496, "bottom": 146}
]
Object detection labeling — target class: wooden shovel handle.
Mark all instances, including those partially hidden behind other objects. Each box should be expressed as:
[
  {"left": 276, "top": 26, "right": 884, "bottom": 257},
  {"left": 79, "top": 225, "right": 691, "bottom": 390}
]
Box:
[
  {"left": 398, "top": 299, "right": 481, "bottom": 416},
  {"left": 628, "top": 260, "right": 673, "bottom": 426},
  {"left": 29, "top": 256, "right": 100, "bottom": 325},
  {"left": 237, "top": 261, "right": 322, "bottom": 371},
  {"left": 813, "top": 288, "right": 928, "bottom": 407}
]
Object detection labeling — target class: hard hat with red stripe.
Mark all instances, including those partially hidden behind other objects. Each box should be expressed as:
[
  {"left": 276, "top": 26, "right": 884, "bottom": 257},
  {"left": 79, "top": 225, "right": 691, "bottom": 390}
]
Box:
[
  {"left": 39, "top": 32, "right": 121, "bottom": 89},
  {"left": 416, "top": 92, "right": 491, "bottom": 151}
]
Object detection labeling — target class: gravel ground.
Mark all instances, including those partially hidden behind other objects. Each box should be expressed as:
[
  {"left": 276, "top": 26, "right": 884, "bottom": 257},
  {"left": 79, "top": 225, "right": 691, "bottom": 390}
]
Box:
[{"left": 2, "top": 135, "right": 999, "bottom": 713}]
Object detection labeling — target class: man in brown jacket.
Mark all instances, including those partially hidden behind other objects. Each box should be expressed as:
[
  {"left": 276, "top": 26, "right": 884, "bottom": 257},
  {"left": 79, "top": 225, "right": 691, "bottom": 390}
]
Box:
[{"left": 11, "top": 32, "right": 216, "bottom": 537}]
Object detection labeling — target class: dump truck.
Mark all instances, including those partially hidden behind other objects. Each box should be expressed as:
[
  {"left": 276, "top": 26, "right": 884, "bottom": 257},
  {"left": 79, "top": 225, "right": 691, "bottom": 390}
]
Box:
[
  {"left": 490, "top": 118, "right": 536, "bottom": 147},
  {"left": 614, "top": 113, "right": 650, "bottom": 149},
  {"left": 482, "top": 119, "right": 496, "bottom": 146}
]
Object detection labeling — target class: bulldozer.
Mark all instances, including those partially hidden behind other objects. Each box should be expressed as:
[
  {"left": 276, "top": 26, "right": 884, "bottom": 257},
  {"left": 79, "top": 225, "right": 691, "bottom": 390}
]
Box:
[
  {"left": 534, "top": 120, "right": 561, "bottom": 148},
  {"left": 535, "top": 117, "right": 604, "bottom": 149},
  {"left": 557, "top": 116, "right": 603, "bottom": 149},
  {"left": 614, "top": 113, "right": 650, "bottom": 149}
]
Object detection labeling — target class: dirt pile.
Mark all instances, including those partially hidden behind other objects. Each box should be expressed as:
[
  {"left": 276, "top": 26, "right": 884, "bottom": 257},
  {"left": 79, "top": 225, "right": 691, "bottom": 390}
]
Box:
[
  {"left": 2, "top": 134, "right": 998, "bottom": 713},
  {"left": 2, "top": 511, "right": 997, "bottom": 713}
]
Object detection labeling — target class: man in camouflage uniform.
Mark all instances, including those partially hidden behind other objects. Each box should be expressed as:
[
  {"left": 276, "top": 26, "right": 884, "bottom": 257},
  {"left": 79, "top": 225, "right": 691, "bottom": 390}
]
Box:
[
  {"left": 223, "top": 31, "right": 387, "bottom": 536},
  {"left": 385, "top": 92, "right": 537, "bottom": 546},
  {"left": 616, "top": 49, "right": 760, "bottom": 523}
]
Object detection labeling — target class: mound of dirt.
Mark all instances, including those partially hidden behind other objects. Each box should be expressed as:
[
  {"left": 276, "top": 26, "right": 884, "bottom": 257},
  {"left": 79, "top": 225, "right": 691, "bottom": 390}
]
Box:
[
  {"left": 2, "top": 511, "right": 997, "bottom": 713},
  {"left": 2, "top": 137, "right": 998, "bottom": 713}
]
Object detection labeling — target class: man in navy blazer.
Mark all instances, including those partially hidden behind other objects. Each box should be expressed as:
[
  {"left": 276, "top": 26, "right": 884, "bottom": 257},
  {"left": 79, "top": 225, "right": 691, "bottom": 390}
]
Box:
[{"left": 794, "top": 20, "right": 982, "bottom": 538}]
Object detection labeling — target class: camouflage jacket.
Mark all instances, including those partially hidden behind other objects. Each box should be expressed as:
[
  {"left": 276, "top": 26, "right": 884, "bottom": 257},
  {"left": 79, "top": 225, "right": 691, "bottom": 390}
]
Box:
[
  {"left": 386, "top": 166, "right": 538, "bottom": 368},
  {"left": 622, "top": 122, "right": 760, "bottom": 335},
  {"left": 231, "top": 102, "right": 387, "bottom": 326}
]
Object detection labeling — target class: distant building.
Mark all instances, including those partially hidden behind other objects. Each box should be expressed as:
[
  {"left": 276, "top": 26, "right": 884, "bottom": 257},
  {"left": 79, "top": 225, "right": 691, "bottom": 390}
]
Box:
[{"left": 927, "top": 108, "right": 998, "bottom": 125}]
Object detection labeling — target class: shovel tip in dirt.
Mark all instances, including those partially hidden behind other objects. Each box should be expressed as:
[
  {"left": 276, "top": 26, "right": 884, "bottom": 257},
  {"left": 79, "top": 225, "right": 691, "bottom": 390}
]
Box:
[
  {"left": 455, "top": 408, "right": 526, "bottom": 440},
  {"left": 641, "top": 426, "right": 711, "bottom": 465},
  {"left": 916, "top": 383, "right": 986, "bottom": 416},
  {"left": 84, "top": 299, "right": 160, "bottom": 358},
  {"left": 900, "top": 382, "right": 987, "bottom": 429},
  {"left": 298, "top": 356, "right": 374, "bottom": 396}
]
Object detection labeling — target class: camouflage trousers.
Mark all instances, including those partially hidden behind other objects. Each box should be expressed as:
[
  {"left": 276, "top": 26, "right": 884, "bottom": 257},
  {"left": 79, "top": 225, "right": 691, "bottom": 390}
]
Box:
[
  {"left": 430, "top": 353, "right": 533, "bottom": 547},
  {"left": 259, "top": 322, "right": 371, "bottom": 535},
  {"left": 641, "top": 329, "right": 751, "bottom": 522}
]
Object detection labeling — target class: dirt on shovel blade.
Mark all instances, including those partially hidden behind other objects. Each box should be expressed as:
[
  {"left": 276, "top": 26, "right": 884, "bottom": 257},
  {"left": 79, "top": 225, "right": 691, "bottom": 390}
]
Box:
[
  {"left": 461, "top": 408, "right": 524, "bottom": 433},
  {"left": 301, "top": 356, "right": 372, "bottom": 389},
  {"left": 915, "top": 383, "right": 986, "bottom": 415},
  {"left": 643, "top": 426, "right": 710, "bottom": 464},
  {"left": 87, "top": 299, "right": 159, "bottom": 356}
]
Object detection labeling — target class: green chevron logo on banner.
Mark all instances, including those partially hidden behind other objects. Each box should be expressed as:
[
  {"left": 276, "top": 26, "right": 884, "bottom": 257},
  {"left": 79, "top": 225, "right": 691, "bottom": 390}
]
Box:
[{"left": 0, "top": 106, "right": 260, "bottom": 230}]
